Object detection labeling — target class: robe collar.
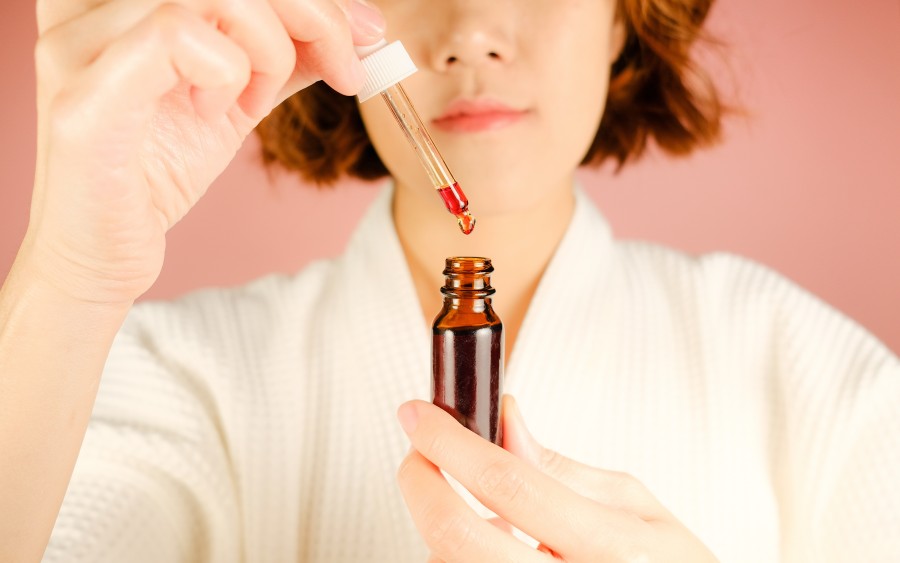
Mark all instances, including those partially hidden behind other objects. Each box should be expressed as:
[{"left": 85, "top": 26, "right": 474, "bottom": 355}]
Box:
[{"left": 332, "top": 181, "right": 615, "bottom": 400}]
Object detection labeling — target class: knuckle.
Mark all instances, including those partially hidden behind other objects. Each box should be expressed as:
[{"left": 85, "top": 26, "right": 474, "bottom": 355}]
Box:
[
  {"left": 146, "top": 3, "right": 191, "bottom": 41},
  {"left": 538, "top": 446, "right": 567, "bottom": 477},
  {"left": 33, "top": 35, "right": 60, "bottom": 79},
  {"left": 423, "top": 508, "right": 473, "bottom": 559},
  {"left": 476, "top": 460, "right": 527, "bottom": 506},
  {"left": 319, "top": 0, "right": 348, "bottom": 27},
  {"left": 314, "top": 6, "right": 353, "bottom": 48},
  {"left": 35, "top": 0, "right": 64, "bottom": 34},
  {"left": 227, "top": 50, "right": 252, "bottom": 87},
  {"left": 35, "top": 0, "right": 50, "bottom": 27},
  {"left": 421, "top": 429, "right": 450, "bottom": 460},
  {"left": 275, "top": 38, "right": 297, "bottom": 81},
  {"left": 611, "top": 470, "right": 647, "bottom": 498}
]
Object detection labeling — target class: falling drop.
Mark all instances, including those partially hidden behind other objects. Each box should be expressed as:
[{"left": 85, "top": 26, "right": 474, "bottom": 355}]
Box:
[{"left": 456, "top": 211, "right": 476, "bottom": 235}]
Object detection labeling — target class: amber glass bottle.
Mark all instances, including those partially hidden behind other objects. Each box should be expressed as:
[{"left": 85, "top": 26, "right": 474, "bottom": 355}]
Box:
[{"left": 431, "top": 257, "right": 504, "bottom": 445}]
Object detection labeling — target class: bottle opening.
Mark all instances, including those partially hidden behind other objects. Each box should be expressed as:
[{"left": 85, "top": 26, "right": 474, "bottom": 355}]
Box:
[{"left": 445, "top": 257, "right": 492, "bottom": 272}]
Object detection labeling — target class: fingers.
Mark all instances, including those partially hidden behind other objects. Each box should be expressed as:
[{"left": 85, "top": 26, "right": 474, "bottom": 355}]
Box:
[
  {"left": 397, "top": 449, "right": 546, "bottom": 563},
  {"left": 397, "top": 400, "right": 635, "bottom": 557},
  {"left": 268, "top": 0, "right": 376, "bottom": 98},
  {"left": 212, "top": 0, "right": 297, "bottom": 116},
  {"left": 38, "top": 0, "right": 385, "bottom": 119},
  {"left": 342, "top": 0, "right": 387, "bottom": 45},
  {"left": 502, "top": 395, "right": 669, "bottom": 521},
  {"left": 36, "top": 0, "right": 106, "bottom": 34},
  {"left": 53, "top": 4, "right": 250, "bottom": 136},
  {"left": 38, "top": 0, "right": 294, "bottom": 119}
]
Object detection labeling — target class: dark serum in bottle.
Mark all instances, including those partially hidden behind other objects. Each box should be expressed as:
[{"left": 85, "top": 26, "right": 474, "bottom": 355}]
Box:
[{"left": 431, "top": 257, "right": 504, "bottom": 445}]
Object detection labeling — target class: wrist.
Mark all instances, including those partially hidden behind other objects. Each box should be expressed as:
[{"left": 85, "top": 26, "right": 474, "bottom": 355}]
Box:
[
  {"left": 9, "top": 230, "right": 146, "bottom": 308},
  {"left": 0, "top": 259, "right": 133, "bottom": 363},
  {"left": 3, "top": 249, "right": 135, "bottom": 316}
]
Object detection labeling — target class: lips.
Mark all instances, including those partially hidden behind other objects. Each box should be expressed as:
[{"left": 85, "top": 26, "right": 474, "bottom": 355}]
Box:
[{"left": 432, "top": 99, "right": 528, "bottom": 133}]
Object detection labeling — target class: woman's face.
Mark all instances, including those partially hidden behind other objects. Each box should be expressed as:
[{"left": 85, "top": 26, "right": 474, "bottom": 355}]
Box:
[{"left": 358, "top": 0, "right": 623, "bottom": 217}]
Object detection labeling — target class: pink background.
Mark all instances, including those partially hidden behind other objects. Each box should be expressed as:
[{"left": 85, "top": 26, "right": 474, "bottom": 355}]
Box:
[{"left": 2, "top": 1, "right": 899, "bottom": 354}]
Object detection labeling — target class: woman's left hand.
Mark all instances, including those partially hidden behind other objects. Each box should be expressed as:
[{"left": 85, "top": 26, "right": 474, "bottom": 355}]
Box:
[{"left": 396, "top": 396, "right": 720, "bottom": 563}]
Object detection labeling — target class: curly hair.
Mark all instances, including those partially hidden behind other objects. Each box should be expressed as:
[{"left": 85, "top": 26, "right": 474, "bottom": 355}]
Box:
[{"left": 256, "top": 0, "right": 723, "bottom": 184}]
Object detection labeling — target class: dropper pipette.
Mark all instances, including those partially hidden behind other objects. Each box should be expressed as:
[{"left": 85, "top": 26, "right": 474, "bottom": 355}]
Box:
[{"left": 357, "top": 41, "right": 475, "bottom": 235}]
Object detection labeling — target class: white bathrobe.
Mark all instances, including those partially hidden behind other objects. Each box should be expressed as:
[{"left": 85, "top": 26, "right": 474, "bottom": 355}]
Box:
[{"left": 45, "top": 186, "right": 900, "bottom": 562}]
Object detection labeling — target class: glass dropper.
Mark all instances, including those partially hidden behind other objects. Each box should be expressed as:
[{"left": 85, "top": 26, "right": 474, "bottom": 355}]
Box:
[{"left": 357, "top": 41, "right": 475, "bottom": 235}]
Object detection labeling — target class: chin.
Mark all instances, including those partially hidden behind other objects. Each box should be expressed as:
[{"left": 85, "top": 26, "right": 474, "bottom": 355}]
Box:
[{"left": 450, "top": 169, "right": 562, "bottom": 217}]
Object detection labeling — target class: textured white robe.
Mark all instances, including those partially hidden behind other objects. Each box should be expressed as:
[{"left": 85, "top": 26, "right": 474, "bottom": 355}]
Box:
[{"left": 46, "top": 185, "right": 900, "bottom": 562}]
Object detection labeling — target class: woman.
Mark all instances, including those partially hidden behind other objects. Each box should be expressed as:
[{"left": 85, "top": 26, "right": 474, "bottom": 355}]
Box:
[{"left": 1, "top": 0, "right": 897, "bottom": 561}]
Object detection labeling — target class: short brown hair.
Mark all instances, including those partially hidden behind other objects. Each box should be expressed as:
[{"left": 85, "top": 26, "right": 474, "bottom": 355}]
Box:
[{"left": 256, "top": 0, "right": 724, "bottom": 184}]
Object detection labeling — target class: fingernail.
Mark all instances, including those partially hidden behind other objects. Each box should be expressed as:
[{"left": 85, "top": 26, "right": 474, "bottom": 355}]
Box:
[
  {"left": 397, "top": 402, "right": 419, "bottom": 434},
  {"left": 348, "top": 0, "right": 386, "bottom": 41}
]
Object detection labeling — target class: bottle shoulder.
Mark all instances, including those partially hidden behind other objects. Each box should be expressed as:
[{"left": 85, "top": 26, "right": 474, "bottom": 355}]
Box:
[{"left": 432, "top": 305, "right": 502, "bottom": 332}]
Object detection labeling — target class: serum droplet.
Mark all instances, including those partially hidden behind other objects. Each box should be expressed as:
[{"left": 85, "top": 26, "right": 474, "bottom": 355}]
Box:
[{"left": 456, "top": 211, "right": 476, "bottom": 235}]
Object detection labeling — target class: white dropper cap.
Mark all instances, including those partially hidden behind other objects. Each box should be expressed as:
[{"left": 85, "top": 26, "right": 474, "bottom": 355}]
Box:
[{"left": 355, "top": 39, "right": 418, "bottom": 102}]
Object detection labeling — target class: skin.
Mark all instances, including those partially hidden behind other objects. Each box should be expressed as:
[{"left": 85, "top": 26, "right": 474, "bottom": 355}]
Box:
[
  {"left": 358, "top": 0, "right": 626, "bottom": 357},
  {"left": 0, "top": 0, "right": 383, "bottom": 560},
  {"left": 398, "top": 397, "right": 719, "bottom": 562},
  {"left": 361, "top": 1, "right": 720, "bottom": 560},
  {"left": 0, "top": 0, "right": 718, "bottom": 560}
]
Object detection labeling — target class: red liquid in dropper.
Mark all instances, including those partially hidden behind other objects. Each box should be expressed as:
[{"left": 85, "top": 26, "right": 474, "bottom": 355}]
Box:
[
  {"left": 437, "top": 182, "right": 468, "bottom": 214},
  {"left": 437, "top": 182, "right": 476, "bottom": 235}
]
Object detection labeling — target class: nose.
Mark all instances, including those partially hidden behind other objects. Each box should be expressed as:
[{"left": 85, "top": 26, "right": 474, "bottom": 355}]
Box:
[{"left": 428, "top": 5, "right": 516, "bottom": 71}]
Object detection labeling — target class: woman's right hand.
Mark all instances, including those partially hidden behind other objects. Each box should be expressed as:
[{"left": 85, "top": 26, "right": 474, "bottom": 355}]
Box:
[{"left": 24, "top": 0, "right": 384, "bottom": 304}]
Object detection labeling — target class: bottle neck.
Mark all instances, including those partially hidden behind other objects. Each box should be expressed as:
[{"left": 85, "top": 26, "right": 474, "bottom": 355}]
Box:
[
  {"left": 441, "top": 295, "right": 493, "bottom": 313},
  {"left": 434, "top": 257, "right": 501, "bottom": 328},
  {"left": 440, "top": 257, "right": 495, "bottom": 304}
]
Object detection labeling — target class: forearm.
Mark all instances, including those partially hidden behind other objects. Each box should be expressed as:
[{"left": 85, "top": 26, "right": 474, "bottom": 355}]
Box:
[{"left": 0, "top": 251, "right": 132, "bottom": 562}]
